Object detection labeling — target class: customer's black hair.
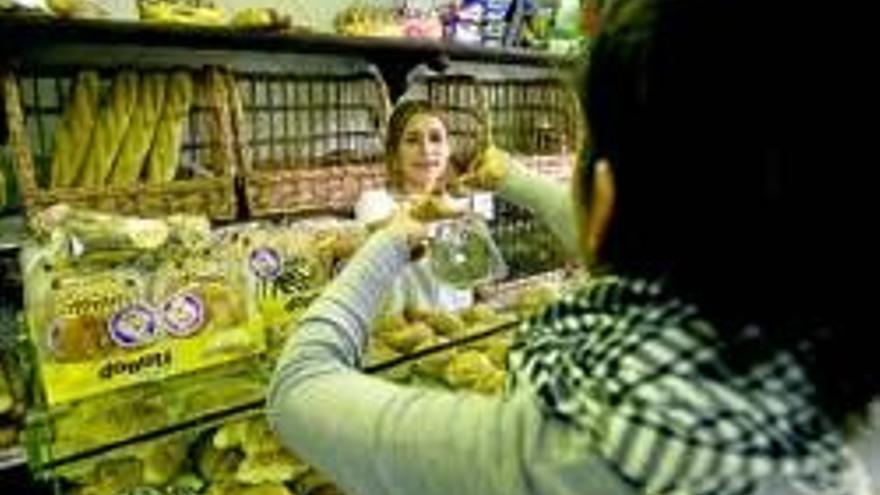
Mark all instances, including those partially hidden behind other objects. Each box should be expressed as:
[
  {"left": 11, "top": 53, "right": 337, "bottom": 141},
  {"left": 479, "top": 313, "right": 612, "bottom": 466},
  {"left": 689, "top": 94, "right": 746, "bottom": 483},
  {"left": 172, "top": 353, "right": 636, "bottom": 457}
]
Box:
[{"left": 583, "top": 0, "right": 875, "bottom": 427}]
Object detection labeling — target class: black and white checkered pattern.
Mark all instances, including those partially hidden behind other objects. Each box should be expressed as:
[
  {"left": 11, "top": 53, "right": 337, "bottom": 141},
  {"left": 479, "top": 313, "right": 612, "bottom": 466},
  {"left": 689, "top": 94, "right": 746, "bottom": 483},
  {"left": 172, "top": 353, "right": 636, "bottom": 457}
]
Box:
[{"left": 508, "top": 277, "right": 853, "bottom": 495}]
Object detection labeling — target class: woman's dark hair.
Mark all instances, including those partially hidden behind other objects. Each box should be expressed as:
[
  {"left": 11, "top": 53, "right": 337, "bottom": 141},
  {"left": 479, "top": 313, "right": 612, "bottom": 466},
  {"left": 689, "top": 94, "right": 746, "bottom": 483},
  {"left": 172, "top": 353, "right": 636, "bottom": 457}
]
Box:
[
  {"left": 384, "top": 100, "right": 450, "bottom": 192},
  {"left": 583, "top": 0, "right": 874, "bottom": 426}
]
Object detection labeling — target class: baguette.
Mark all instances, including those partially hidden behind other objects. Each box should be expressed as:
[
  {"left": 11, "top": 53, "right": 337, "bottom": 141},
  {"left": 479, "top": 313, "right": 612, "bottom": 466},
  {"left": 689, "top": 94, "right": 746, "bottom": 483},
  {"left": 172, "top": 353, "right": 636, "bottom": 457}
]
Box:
[
  {"left": 203, "top": 68, "right": 229, "bottom": 177},
  {"left": 49, "top": 71, "right": 100, "bottom": 188},
  {"left": 77, "top": 70, "right": 139, "bottom": 187},
  {"left": 145, "top": 70, "right": 193, "bottom": 184},
  {"left": 225, "top": 71, "right": 251, "bottom": 173},
  {"left": 107, "top": 72, "right": 168, "bottom": 186}
]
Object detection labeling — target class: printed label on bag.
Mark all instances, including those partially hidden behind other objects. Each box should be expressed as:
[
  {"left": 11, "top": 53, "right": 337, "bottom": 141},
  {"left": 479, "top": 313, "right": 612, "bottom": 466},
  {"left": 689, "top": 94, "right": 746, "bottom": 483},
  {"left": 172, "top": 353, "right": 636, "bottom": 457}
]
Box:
[
  {"left": 98, "top": 350, "right": 173, "bottom": 380},
  {"left": 109, "top": 304, "right": 159, "bottom": 348},
  {"left": 250, "top": 247, "right": 283, "bottom": 280},
  {"left": 162, "top": 292, "right": 205, "bottom": 337}
]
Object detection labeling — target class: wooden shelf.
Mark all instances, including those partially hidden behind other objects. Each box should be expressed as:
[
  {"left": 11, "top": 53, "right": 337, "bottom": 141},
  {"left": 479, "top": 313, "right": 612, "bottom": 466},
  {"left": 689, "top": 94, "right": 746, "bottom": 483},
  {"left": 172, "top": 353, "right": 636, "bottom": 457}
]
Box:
[{"left": 0, "top": 16, "right": 573, "bottom": 68}]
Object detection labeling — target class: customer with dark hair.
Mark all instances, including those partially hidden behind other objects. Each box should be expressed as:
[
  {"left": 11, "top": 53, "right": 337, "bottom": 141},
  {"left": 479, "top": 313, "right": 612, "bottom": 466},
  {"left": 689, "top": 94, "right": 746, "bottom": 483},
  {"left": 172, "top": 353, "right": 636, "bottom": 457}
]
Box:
[{"left": 268, "top": 0, "right": 877, "bottom": 493}]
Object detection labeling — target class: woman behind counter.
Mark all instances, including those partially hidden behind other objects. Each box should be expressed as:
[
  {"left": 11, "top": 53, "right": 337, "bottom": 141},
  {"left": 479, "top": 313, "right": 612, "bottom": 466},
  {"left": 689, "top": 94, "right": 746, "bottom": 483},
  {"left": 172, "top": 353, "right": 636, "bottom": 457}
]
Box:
[
  {"left": 354, "top": 99, "right": 576, "bottom": 314},
  {"left": 268, "top": 0, "right": 878, "bottom": 493}
]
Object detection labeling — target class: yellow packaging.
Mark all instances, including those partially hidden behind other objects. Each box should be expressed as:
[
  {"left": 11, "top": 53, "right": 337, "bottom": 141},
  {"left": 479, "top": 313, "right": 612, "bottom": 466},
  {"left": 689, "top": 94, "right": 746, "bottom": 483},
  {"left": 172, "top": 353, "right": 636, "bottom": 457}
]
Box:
[
  {"left": 22, "top": 228, "right": 265, "bottom": 406},
  {"left": 216, "top": 219, "right": 365, "bottom": 343}
]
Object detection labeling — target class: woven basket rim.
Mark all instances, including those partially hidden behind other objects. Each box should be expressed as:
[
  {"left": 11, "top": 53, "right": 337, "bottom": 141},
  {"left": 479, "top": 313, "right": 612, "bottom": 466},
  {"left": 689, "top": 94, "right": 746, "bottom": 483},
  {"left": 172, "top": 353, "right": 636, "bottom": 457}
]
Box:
[{"left": 2, "top": 67, "right": 238, "bottom": 220}]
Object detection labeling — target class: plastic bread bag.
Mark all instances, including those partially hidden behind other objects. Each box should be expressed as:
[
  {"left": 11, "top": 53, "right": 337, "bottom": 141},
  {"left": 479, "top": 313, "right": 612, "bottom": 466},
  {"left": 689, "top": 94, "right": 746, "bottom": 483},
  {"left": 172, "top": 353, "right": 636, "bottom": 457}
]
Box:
[
  {"left": 428, "top": 215, "right": 507, "bottom": 289},
  {"left": 151, "top": 247, "right": 251, "bottom": 338},
  {"left": 30, "top": 205, "right": 211, "bottom": 266},
  {"left": 238, "top": 221, "right": 352, "bottom": 330},
  {"left": 20, "top": 237, "right": 148, "bottom": 363},
  {"left": 30, "top": 205, "right": 170, "bottom": 264}
]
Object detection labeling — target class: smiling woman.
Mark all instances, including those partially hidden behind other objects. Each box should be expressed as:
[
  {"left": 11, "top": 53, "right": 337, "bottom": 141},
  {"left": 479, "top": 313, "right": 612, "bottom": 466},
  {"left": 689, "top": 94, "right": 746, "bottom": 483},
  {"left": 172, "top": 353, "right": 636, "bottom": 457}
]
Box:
[
  {"left": 353, "top": 99, "right": 576, "bottom": 315},
  {"left": 384, "top": 100, "right": 452, "bottom": 196},
  {"left": 354, "top": 100, "right": 474, "bottom": 315}
]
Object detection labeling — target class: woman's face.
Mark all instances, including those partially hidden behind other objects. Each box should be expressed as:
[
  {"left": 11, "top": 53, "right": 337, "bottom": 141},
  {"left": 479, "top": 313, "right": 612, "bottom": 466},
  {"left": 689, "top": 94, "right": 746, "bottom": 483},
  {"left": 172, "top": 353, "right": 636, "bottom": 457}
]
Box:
[{"left": 396, "top": 112, "right": 451, "bottom": 194}]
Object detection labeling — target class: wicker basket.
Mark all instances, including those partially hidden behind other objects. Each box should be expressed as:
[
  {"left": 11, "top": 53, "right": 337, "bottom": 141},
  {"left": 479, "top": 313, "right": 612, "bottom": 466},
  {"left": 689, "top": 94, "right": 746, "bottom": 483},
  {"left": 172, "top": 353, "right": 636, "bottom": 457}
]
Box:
[
  {"left": 415, "top": 73, "right": 584, "bottom": 174},
  {"left": 1, "top": 67, "right": 237, "bottom": 221},
  {"left": 228, "top": 69, "right": 392, "bottom": 217}
]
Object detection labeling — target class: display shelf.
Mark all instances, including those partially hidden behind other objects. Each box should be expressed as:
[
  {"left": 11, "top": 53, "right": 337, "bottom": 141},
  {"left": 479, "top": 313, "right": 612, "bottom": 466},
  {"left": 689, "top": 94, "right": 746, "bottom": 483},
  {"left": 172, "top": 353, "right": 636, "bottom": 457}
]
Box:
[
  {"left": 23, "top": 356, "right": 270, "bottom": 475},
  {"left": 33, "top": 397, "right": 264, "bottom": 474},
  {"left": 0, "top": 16, "right": 574, "bottom": 102},
  {"left": 0, "top": 16, "right": 572, "bottom": 68},
  {"left": 25, "top": 313, "right": 521, "bottom": 475}
]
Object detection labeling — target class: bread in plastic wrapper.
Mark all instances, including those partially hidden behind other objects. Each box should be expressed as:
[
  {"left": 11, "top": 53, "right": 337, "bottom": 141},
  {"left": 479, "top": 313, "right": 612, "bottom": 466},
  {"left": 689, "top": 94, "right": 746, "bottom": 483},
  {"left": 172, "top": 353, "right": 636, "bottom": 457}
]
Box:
[
  {"left": 21, "top": 252, "right": 147, "bottom": 363},
  {"left": 140, "top": 437, "right": 189, "bottom": 485},
  {"left": 29, "top": 205, "right": 211, "bottom": 265},
  {"left": 428, "top": 216, "right": 507, "bottom": 290},
  {"left": 20, "top": 209, "right": 263, "bottom": 406},
  {"left": 379, "top": 321, "right": 434, "bottom": 354},
  {"left": 418, "top": 309, "right": 467, "bottom": 338},
  {"left": 214, "top": 218, "right": 366, "bottom": 347},
  {"left": 53, "top": 385, "right": 170, "bottom": 457},
  {"left": 459, "top": 302, "right": 502, "bottom": 326}
]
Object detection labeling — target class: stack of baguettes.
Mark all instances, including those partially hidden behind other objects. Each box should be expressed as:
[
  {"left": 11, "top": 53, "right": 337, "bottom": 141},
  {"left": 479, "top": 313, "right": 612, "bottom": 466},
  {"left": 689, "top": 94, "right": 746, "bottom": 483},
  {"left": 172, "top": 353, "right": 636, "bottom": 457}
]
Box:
[{"left": 48, "top": 69, "right": 195, "bottom": 189}]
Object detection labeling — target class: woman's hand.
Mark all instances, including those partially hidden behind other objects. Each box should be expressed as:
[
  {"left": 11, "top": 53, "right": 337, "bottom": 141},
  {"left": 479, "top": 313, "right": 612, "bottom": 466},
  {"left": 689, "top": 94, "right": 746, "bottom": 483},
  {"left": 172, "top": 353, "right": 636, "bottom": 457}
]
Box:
[
  {"left": 456, "top": 145, "right": 510, "bottom": 192},
  {"left": 406, "top": 194, "right": 464, "bottom": 222},
  {"left": 382, "top": 207, "right": 431, "bottom": 261}
]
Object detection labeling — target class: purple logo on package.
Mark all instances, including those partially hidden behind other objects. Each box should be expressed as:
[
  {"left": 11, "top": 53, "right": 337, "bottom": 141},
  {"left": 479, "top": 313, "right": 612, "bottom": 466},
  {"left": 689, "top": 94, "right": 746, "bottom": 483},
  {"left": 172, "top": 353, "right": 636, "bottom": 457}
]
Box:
[
  {"left": 162, "top": 292, "right": 205, "bottom": 337},
  {"left": 109, "top": 304, "right": 159, "bottom": 348},
  {"left": 250, "top": 247, "right": 283, "bottom": 280}
]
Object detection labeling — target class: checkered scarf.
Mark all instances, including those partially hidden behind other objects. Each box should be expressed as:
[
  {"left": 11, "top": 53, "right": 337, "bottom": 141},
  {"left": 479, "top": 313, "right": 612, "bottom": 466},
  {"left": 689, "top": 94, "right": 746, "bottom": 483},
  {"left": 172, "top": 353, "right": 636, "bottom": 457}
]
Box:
[{"left": 508, "top": 277, "right": 860, "bottom": 494}]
